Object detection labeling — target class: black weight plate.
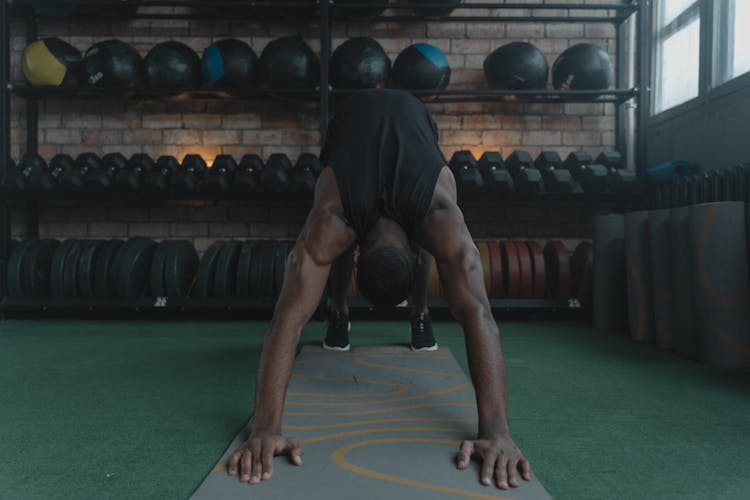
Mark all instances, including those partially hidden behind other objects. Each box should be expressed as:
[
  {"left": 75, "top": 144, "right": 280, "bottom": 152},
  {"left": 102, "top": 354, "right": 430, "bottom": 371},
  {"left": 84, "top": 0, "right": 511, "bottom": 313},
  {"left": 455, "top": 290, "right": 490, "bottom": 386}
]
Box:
[
  {"left": 7, "top": 239, "right": 37, "bottom": 298},
  {"left": 50, "top": 239, "right": 79, "bottom": 298},
  {"left": 116, "top": 237, "right": 157, "bottom": 299},
  {"left": 236, "top": 241, "right": 255, "bottom": 297},
  {"left": 164, "top": 240, "right": 199, "bottom": 298},
  {"left": 149, "top": 241, "right": 171, "bottom": 297},
  {"left": 62, "top": 240, "right": 85, "bottom": 298},
  {"left": 249, "top": 240, "right": 276, "bottom": 298},
  {"left": 93, "top": 239, "right": 124, "bottom": 298},
  {"left": 22, "top": 238, "right": 60, "bottom": 298},
  {"left": 193, "top": 241, "right": 225, "bottom": 298},
  {"left": 273, "top": 240, "right": 291, "bottom": 296},
  {"left": 77, "top": 239, "right": 104, "bottom": 298},
  {"left": 213, "top": 241, "right": 243, "bottom": 298}
]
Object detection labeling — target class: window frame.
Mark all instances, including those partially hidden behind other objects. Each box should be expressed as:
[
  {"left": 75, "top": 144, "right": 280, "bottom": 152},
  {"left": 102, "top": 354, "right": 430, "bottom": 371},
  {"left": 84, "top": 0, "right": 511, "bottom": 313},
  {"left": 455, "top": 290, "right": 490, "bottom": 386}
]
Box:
[{"left": 650, "top": 0, "right": 750, "bottom": 123}]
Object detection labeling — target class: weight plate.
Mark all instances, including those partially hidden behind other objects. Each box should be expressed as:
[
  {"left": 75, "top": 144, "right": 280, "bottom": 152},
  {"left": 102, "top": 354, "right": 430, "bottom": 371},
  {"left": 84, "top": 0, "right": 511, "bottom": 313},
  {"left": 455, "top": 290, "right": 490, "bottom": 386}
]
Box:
[
  {"left": 249, "top": 240, "right": 275, "bottom": 298},
  {"left": 7, "top": 239, "right": 36, "bottom": 298},
  {"left": 194, "top": 241, "right": 225, "bottom": 298},
  {"left": 164, "top": 240, "right": 199, "bottom": 298},
  {"left": 571, "top": 241, "right": 594, "bottom": 301},
  {"left": 501, "top": 241, "right": 521, "bottom": 299},
  {"left": 93, "top": 239, "right": 124, "bottom": 298},
  {"left": 526, "top": 240, "right": 546, "bottom": 299},
  {"left": 516, "top": 240, "right": 534, "bottom": 299},
  {"left": 149, "top": 241, "right": 171, "bottom": 297},
  {"left": 488, "top": 241, "right": 503, "bottom": 299},
  {"left": 115, "top": 237, "right": 157, "bottom": 299},
  {"left": 213, "top": 241, "right": 243, "bottom": 298},
  {"left": 544, "top": 241, "right": 571, "bottom": 299},
  {"left": 50, "top": 239, "right": 79, "bottom": 298},
  {"left": 476, "top": 241, "right": 491, "bottom": 295},
  {"left": 77, "top": 239, "right": 104, "bottom": 298},
  {"left": 273, "top": 241, "right": 292, "bottom": 296},
  {"left": 62, "top": 239, "right": 85, "bottom": 298},
  {"left": 236, "top": 241, "right": 256, "bottom": 297},
  {"left": 22, "top": 238, "right": 60, "bottom": 298}
]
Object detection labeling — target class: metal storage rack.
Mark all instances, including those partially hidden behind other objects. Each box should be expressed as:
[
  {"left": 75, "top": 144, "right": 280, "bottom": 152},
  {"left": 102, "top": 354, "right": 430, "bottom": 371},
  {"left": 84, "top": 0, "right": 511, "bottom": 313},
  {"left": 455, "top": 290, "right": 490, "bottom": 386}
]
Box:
[{"left": 0, "top": 0, "right": 648, "bottom": 317}]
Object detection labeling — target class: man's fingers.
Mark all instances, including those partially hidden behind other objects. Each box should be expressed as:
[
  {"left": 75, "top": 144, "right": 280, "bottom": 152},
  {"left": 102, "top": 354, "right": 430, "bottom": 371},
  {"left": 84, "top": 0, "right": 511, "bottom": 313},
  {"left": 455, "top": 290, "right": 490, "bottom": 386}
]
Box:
[
  {"left": 228, "top": 451, "right": 242, "bottom": 476},
  {"left": 480, "top": 452, "right": 496, "bottom": 486},
  {"left": 261, "top": 438, "right": 275, "bottom": 480},
  {"left": 286, "top": 438, "right": 304, "bottom": 466},
  {"left": 456, "top": 440, "right": 474, "bottom": 470},
  {"left": 507, "top": 459, "right": 519, "bottom": 488},
  {"left": 240, "top": 450, "right": 252, "bottom": 483},
  {"left": 519, "top": 458, "right": 533, "bottom": 481},
  {"left": 250, "top": 440, "right": 263, "bottom": 484},
  {"left": 495, "top": 458, "right": 509, "bottom": 490}
]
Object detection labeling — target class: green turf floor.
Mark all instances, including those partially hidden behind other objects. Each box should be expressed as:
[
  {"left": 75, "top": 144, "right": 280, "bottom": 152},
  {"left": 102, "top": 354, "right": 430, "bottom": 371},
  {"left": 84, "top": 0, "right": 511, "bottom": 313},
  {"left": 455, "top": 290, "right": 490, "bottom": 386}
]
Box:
[{"left": 1, "top": 319, "right": 749, "bottom": 500}]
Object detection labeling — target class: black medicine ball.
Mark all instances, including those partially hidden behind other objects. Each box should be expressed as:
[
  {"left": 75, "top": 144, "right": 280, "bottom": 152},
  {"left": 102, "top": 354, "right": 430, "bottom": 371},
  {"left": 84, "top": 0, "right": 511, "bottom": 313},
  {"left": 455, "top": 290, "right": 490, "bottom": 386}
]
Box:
[
  {"left": 484, "top": 42, "right": 549, "bottom": 90},
  {"left": 552, "top": 43, "right": 613, "bottom": 90},
  {"left": 400, "top": 0, "right": 460, "bottom": 17},
  {"left": 22, "top": 38, "right": 84, "bottom": 87},
  {"left": 202, "top": 38, "right": 258, "bottom": 87},
  {"left": 84, "top": 39, "right": 143, "bottom": 88},
  {"left": 335, "top": 0, "right": 389, "bottom": 19},
  {"left": 392, "top": 43, "right": 451, "bottom": 92},
  {"left": 331, "top": 37, "right": 391, "bottom": 89},
  {"left": 259, "top": 35, "right": 320, "bottom": 89},
  {"left": 144, "top": 41, "right": 201, "bottom": 88}
]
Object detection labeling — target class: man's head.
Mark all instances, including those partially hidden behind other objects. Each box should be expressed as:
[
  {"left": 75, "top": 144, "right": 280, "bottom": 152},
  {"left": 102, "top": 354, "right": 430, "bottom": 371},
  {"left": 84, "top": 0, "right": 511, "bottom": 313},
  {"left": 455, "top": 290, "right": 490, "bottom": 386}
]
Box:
[{"left": 357, "top": 218, "right": 417, "bottom": 308}]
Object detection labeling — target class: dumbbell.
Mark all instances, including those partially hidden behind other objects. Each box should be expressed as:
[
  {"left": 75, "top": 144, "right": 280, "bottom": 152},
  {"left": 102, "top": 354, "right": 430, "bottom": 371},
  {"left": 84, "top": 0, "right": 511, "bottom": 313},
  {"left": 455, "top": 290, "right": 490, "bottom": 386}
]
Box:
[
  {"left": 200, "top": 155, "right": 238, "bottom": 195},
  {"left": 171, "top": 154, "right": 207, "bottom": 196},
  {"left": 261, "top": 154, "right": 292, "bottom": 193},
  {"left": 477, "top": 152, "right": 513, "bottom": 195},
  {"left": 116, "top": 153, "right": 154, "bottom": 192},
  {"left": 143, "top": 155, "right": 179, "bottom": 193},
  {"left": 3, "top": 156, "right": 35, "bottom": 193},
  {"left": 59, "top": 153, "right": 102, "bottom": 193},
  {"left": 596, "top": 151, "right": 640, "bottom": 195},
  {"left": 535, "top": 151, "right": 580, "bottom": 194},
  {"left": 85, "top": 152, "right": 128, "bottom": 193},
  {"left": 290, "top": 153, "right": 322, "bottom": 194},
  {"left": 505, "top": 151, "right": 544, "bottom": 194},
  {"left": 232, "top": 154, "right": 263, "bottom": 193},
  {"left": 449, "top": 151, "right": 485, "bottom": 200},
  {"left": 21, "top": 154, "right": 56, "bottom": 193},
  {"left": 564, "top": 151, "right": 609, "bottom": 194}
]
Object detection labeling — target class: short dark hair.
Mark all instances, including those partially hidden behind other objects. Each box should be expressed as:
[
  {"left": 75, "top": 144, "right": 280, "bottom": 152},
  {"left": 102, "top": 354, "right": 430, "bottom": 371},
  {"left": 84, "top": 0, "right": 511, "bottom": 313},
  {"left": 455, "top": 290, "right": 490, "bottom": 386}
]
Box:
[{"left": 357, "top": 246, "right": 417, "bottom": 308}]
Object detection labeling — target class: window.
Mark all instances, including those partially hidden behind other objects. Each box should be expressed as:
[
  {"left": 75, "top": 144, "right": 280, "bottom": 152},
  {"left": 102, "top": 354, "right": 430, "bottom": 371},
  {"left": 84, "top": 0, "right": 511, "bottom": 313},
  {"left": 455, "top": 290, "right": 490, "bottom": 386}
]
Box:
[
  {"left": 653, "top": 0, "right": 701, "bottom": 114},
  {"left": 714, "top": 0, "right": 750, "bottom": 86}
]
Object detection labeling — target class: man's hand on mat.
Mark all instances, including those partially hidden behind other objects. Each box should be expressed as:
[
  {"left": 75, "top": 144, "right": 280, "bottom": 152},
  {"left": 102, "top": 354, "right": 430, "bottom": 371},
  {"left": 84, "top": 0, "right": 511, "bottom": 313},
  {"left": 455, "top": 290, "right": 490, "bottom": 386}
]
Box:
[
  {"left": 456, "top": 436, "right": 532, "bottom": 490},
  {"left": 228, "top": 434, "right": 303, "bottom": 484}
]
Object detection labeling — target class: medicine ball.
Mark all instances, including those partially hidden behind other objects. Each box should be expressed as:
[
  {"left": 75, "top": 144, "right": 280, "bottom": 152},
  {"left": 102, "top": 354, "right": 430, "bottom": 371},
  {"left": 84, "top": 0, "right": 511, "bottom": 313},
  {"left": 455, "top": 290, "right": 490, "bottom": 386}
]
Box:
[
  {"left": 84, "top": 39, "right": 143, "bottom": 88},
  {"left": 552, "top": 43, "right": 613, "bottom": 90},
  {"left": 259, "top": 35, "right": 320, "bottom": 89},
  {"left": 392, "top": 43, "right": 451, "bottom": 92},
  {"left": 484, "top": 42, "right": 548, "bottom": 90},
  {"left": 22, "top": 38, "right": 84, "bottom": 87},
  {"left": 202, "top": 38, "right": 258, "bottom": 87},
  {"left": 144, "top": 41, "right": 201, "bottom": 88},
  {"left": 331, "top": 37, "right": 390, "bottom": 89},
  {"left": 335, "top": 0, "right": 389, "bottom": 19},
  {"left": 399, "top": 0, "right": 460, "bottom": 17}
]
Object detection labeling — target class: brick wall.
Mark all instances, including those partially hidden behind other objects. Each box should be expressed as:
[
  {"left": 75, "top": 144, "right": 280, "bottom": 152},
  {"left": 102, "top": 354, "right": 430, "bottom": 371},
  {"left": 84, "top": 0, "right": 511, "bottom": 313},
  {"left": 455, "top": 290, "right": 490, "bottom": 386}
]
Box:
[{"left": 8, "top": 0, "right": 624, "bottom": 249}]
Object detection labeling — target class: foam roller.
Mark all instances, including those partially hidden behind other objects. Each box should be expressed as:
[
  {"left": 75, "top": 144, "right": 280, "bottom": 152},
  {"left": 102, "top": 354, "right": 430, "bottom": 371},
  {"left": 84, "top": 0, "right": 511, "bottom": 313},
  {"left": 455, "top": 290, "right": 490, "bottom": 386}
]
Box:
[
  {"left": 593, "top": 214, "right": 627, "bottom": 332},
  {"left": 668, "top": 206, "right": 700, "bottom": 360},
  {"left": 624, "top": 211, "right": 655, "bottom": 343},
  {"left": 648, "top": 209, "right": 674, "bottom": 350}
]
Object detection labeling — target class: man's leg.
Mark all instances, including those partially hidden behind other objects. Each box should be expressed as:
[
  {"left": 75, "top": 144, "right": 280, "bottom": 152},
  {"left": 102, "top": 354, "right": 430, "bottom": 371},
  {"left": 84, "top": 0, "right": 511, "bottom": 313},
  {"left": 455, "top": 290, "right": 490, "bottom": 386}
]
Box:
[
  {"left": 323, "top": 245, "right": 354, "bottom": 351},
  {"left": 410, "top": 248, "right": 438, "bottom": 351}
]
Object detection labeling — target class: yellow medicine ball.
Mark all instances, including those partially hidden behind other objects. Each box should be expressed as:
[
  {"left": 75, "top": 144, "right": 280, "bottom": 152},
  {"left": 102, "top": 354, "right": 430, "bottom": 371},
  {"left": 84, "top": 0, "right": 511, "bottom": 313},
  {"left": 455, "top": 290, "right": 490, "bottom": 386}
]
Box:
[{"left": 22, "top": 38, "right": 83, "bottom": 87}]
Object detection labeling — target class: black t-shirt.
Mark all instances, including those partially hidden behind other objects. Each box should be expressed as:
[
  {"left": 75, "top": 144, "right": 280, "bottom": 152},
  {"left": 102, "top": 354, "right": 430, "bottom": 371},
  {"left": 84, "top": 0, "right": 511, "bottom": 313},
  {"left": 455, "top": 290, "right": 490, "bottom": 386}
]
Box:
[{"left": 320, "top": 89, "right": 447, "bottom": 242}]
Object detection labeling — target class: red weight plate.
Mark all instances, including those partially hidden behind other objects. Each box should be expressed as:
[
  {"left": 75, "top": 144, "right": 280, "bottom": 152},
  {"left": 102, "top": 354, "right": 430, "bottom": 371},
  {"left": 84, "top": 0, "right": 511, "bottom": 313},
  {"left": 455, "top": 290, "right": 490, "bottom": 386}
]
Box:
[
  {"left": 526, "top": 240, "right": 546, "bottom": 299},
  {"left": 515, "top": 240, "right": 534, "bottom": 299},
  {"left": 544, "top": 241, "right": 571, "bottom": 299},
  {"left": 501, "top": 241, "right": 521, "bottom": 298},
  {"left": 488, "top": 241, "right": 504, "bottom": 298}
]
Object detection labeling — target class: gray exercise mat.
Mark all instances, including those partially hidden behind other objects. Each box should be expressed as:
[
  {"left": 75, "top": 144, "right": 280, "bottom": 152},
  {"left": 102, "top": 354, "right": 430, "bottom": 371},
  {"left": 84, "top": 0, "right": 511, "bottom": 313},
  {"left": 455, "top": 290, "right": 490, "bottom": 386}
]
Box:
[{"left": 191, "top": 346, "right": 552, "bottom": 500}]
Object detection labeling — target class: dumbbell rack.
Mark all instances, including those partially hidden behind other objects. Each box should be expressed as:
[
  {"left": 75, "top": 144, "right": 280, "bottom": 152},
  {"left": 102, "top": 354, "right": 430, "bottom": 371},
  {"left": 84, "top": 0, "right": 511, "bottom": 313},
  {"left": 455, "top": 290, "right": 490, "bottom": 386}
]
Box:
[{"left": 0, "top": 0, "right": 649, "bottom": 318}]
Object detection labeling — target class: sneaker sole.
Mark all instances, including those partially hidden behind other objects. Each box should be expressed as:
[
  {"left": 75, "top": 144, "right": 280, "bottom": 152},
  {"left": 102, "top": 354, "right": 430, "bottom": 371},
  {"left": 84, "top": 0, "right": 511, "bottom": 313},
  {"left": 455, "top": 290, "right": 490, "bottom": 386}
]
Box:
[
  {"left": 410, "top": 343, "right": 439, "bottom": 352},
  {"left": 323, "top": 321, "right": 351, "bottom": 351}
]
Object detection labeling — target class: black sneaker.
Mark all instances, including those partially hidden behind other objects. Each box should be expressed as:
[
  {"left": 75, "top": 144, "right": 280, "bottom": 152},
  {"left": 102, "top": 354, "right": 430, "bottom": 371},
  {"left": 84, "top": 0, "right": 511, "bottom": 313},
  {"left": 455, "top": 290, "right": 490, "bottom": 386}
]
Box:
[
  {"left": 410, "top": 313, "right": 438, "bottom": 351},
  {"left": 323, "top": 308, "right": 351, "bottom": 351}
]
